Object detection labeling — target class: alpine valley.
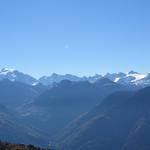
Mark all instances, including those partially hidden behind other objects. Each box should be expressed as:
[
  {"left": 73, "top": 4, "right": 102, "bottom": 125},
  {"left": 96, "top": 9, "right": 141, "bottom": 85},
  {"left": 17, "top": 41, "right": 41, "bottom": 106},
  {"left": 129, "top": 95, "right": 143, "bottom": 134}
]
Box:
[{"left": 0, "top": 68, "right": 150, "bottom": 150}]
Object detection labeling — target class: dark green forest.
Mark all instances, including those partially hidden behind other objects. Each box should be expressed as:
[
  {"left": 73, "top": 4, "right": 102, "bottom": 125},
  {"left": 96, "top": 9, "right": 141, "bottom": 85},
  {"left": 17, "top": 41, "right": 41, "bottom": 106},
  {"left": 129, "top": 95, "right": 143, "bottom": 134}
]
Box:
[{"left": 0, "top": 141, "right": 51, "bottom": 150}]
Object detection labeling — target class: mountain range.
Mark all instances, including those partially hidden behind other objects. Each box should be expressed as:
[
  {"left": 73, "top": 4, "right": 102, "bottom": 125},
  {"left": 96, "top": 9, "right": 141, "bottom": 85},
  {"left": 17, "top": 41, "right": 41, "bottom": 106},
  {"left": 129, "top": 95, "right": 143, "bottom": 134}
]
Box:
[
  {"left": 19, "top": 78, "right": 127, "bottom": 137},
  {"left": 0, "top": 75, "right": 129, "bottom": 147},
  {"left": 0, "top": 68, "right": 150, "bottom": 88},
  {"left": 0, "top": 67, "right": 150, "bottom": 149}
]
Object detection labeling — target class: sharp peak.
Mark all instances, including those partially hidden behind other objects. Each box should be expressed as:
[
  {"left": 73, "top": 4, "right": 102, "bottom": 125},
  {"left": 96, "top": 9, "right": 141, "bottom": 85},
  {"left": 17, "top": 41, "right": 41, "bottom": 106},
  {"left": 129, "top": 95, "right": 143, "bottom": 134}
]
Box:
[
  {"left": 51, "top": 73, "right": 59, "bottom": 76},
  {"left": 128, "top": 70, "right": 139, "bottom": 74}
]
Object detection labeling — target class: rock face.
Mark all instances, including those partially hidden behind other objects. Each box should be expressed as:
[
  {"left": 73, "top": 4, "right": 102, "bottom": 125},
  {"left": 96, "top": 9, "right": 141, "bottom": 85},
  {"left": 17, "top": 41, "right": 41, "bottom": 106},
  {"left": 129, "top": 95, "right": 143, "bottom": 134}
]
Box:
[{"left": 57, "top": 87, "right": 150, "bottom": 150}]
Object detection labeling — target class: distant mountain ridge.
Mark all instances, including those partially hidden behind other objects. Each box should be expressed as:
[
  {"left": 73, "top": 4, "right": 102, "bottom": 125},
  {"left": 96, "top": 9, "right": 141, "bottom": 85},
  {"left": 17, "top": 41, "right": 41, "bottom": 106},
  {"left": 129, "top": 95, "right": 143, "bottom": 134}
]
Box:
[
  {"left": 0, "top": 79, "right": 46, "bottom": 108},
  {"left": 104, "top": 71, "right": 149, "bottom": 87},
  {"left": 0, "top": 68, "right": 37, "bottom": 85},
  {"left": 57, "top": 87, "right": 150, "bottom": 150},
  {"left": 19, "top": 78, "right": 127, "bottom": 138},
  {"left": 0, "top": 68, "right": 149, "bottom": 88}
]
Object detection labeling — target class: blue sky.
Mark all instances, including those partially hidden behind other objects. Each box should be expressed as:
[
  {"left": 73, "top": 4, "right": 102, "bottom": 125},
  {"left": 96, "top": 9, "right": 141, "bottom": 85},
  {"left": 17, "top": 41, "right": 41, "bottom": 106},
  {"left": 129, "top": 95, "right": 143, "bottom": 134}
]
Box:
[{"left": 0, "top": 0, "right": 150, "bottom": 78}]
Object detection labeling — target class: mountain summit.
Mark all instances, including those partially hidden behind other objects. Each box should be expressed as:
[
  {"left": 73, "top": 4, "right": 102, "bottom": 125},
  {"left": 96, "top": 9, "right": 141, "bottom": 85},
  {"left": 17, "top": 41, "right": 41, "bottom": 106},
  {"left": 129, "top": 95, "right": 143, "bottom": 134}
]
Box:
[{"left": 0, "top": 68, "right": 37, "bottom": 85}]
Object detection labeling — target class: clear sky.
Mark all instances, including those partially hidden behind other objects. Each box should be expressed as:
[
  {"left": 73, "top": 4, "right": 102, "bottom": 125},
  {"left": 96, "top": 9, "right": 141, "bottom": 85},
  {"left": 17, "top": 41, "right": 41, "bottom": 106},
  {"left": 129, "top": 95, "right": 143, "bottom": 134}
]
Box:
[{"left": 0, "top": 0, "right": 150, "bottom": 78}]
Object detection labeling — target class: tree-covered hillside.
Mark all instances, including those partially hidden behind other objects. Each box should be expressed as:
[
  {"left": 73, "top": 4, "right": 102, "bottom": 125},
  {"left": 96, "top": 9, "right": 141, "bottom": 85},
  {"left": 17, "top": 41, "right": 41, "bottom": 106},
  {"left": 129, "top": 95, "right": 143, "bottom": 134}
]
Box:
[{"left": 0, "top": 141, "right": 51, "bottom": 150}]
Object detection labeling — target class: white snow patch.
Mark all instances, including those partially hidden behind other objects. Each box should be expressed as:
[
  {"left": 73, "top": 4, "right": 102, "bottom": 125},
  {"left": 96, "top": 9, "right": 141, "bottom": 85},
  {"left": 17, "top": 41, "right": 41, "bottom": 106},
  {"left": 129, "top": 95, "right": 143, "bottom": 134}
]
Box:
[
  {"left": 114, "top": 77, "right": 120, "bottom": 82},
  {"left": 0, "top": 68, "right": 16, "bottom": 75},
  {"left": 32, "top": 82, "right": 39, "bottom": 86},
  {"left": 127, "top": 73, "right": 147, "bottom": 82}
]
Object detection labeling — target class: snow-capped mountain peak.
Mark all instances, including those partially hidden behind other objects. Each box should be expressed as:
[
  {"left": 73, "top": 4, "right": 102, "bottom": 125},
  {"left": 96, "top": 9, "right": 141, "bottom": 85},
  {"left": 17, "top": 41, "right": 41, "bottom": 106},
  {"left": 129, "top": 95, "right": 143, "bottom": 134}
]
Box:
[
  {"left": 0, "top": 68, "right": 37, "bottom": 85},
  {"left": 0, "top": 68, "right": 17, "bottom": 74},
  {"left": 104, "top": 71, "right": 149, "bottom": 87},
  {"left": 0, "top": 68, "right": 150, "bottom": 88},
  {"left": 126, "top": 71, "right": 147, "bottom": 83}
]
